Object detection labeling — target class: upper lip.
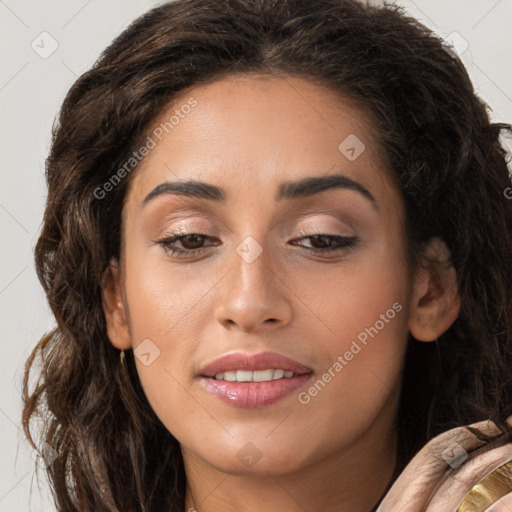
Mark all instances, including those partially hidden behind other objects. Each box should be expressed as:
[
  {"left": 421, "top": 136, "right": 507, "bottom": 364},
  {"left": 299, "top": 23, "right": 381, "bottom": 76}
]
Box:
[{"left": 199, "top": 351, "right": 313, "bottom": 377}]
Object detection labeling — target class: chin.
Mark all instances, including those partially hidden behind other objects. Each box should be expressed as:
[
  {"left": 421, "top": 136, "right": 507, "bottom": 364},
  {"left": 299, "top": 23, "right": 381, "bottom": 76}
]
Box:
[{"left": 192, "top": 439, "right": 313, "bottom": 477}]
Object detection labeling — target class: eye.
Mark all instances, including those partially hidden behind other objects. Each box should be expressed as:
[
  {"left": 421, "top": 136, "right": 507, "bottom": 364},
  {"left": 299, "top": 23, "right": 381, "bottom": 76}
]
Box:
[
  {"left": 156, "top": 232, "right": 219, "bottom": 257},
  {"left": 290, "top": 234, "right": 358, "bottom": 255},
  {"left": 155, "top": 231, "right": 357, "bottom": 258}
]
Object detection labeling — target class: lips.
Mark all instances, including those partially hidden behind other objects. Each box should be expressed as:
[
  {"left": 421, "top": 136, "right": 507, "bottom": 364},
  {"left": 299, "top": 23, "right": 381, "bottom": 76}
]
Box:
[
  {"left": 203, "top": 374, "right": 313, "bottom": 408},
  {"left": 199, "top": 351, "right": 313, "bottom": 377},
  {"left": 198, "top": 351, "right": 314, "bottom": 408}
]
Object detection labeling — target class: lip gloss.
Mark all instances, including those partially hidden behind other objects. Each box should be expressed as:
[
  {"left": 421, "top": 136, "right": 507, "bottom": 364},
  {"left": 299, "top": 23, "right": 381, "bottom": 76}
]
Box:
[{"left": 201, "top": 374, "right": 313, "bottom": 408}]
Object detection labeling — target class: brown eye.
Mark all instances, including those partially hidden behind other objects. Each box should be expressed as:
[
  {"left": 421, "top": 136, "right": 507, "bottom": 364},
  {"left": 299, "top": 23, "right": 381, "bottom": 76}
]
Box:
[
  {"left": 156, "top": 232, "right": 219, "bottom": 257},
  {"left": 290, "top": 234, "right": 358, "bottom": 255},
  {"left": 178, "top": 234, "right": 207, "bottom": 249}
]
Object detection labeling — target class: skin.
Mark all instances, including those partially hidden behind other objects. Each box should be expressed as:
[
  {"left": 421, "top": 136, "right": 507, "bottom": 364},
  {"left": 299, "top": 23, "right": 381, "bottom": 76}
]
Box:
[{"left": 102, "top": 74, "right": 460, "bottom": 512}]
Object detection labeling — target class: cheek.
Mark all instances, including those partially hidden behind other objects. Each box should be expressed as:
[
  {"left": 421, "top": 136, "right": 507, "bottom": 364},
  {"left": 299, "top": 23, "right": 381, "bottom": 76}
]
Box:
[
  {"left": 300, "top": 279, "right": 407, "bottom": 407},
  {"left": 305, "top": 225, "right": 408, "bottom": 347},
  {"left": 297, "top": 232, "right": 410, "bottom": 415},
  {"left": 121, "top": 249, "right": 212, "bottom": 420},
  {"left": 124, "top": 246, "right": 209, "bottom": 342}
]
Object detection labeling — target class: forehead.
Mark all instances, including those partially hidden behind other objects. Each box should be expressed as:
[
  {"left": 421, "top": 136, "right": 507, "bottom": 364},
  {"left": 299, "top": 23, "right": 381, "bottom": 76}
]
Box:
[{"left": 126, "top": 73, "right": 395, "bottom": 208}]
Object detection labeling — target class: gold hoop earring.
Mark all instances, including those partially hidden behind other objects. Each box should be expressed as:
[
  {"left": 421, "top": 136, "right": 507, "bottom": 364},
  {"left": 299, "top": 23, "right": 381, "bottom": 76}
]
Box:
[{"left": 120, "top": 349, "right": 127, "bottom": 370}]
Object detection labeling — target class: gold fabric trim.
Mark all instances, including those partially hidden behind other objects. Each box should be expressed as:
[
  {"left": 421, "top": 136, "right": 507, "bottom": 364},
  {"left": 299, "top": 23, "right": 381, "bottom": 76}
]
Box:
[{"left": 456, "top": 460, "right": 512, "bottom": 511}]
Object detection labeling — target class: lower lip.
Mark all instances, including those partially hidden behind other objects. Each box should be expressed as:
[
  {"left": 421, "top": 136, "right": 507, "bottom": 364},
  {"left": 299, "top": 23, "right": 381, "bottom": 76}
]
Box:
[{"left": 201, "top": 374, "right": 313, "bottom": 408}]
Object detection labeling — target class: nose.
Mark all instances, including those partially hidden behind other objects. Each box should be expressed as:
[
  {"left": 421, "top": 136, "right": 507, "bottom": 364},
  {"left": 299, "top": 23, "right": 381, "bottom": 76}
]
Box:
[{"left": 213, "top": 237, "right": 293, "bottom": 333}]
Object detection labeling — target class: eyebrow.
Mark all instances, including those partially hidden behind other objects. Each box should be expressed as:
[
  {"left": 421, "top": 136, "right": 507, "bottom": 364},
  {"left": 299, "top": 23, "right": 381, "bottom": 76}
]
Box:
[{"left": 142, "top": 172, "right": 376, "bottom": 206}]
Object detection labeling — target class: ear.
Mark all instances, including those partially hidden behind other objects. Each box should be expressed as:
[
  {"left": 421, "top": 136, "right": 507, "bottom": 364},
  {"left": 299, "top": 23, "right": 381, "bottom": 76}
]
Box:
[
  {"left": 408, "top": 237, "right": 460, "bottom": 342},
  {"left": 101, "top": 258, "right": 132, "bottom": 350}
]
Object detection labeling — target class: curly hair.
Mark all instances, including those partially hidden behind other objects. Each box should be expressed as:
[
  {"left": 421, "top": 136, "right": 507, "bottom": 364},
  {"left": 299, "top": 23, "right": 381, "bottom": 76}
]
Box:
[{"left": 22, "top": 0, "right": 512, "bottom": 510}]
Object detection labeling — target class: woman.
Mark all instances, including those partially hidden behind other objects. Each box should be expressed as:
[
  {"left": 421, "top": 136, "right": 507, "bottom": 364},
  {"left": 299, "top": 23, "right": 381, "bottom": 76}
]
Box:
[{"left": 22, "top": 0, "right": 512, "bottom": 510}]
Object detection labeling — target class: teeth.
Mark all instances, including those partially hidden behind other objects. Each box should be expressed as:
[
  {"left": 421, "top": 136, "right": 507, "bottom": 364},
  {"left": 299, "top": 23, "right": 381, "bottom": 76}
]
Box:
[
  {"left": 237, "top": 370, "right": 253, "bottom": 381},
  {"left": 272, "top": 369, "right": 284, "bottom": 380},
  {"left": 214, "top": 369, "right": 297, "bottom": 382}
]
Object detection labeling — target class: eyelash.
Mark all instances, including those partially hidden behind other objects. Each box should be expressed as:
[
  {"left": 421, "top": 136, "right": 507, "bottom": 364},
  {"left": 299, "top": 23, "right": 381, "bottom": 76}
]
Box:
[{"left": 155, "top": 231, "right": 358, "bottom": 258}]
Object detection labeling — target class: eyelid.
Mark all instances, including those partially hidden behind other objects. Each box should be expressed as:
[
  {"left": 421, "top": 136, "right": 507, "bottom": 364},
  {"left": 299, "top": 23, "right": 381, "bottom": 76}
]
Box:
[
  {"left": 157, "top": 220, "right": 214, "bottom": 237},
  {"left": 157, "top": 225, "right": 355, "bottom": 241},
  {"left": 295, "top": 226, "right": 353, "bottom": 238},
  {"left": 293, "top": 219, "right": 357, "bottom": 238}
]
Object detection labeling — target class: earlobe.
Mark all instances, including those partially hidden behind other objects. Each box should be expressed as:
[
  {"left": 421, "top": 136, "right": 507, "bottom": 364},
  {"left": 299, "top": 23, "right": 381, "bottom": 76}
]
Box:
[
  {"left": 101, "top": 258, "right": 132, "bottom": 350},
  {"left": 408, "top": 237, "right": 460, "bottom": 342}
]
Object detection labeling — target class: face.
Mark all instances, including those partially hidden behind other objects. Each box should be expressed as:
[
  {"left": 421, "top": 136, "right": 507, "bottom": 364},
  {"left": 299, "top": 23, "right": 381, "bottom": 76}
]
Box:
[{"left": 107, "top": 74, "right": 417, "bottom": 476}]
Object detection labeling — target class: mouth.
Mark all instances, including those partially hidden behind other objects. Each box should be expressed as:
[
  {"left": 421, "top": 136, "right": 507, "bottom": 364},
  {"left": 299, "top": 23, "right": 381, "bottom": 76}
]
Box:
[
  {"left": 198, "top": 351, "right": 313, "bottom": 408},
  {"left": 208, "top": 368, "right": 305, "bottom": 382},
  {"left": 199, "top": 350, "right": 313, "bottom": 377}
]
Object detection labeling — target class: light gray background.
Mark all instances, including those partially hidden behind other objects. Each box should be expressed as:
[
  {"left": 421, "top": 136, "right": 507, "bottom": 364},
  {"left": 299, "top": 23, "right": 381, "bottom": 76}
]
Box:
[{"left": 1, "top": 1, "right": 511, "bottom": 510}]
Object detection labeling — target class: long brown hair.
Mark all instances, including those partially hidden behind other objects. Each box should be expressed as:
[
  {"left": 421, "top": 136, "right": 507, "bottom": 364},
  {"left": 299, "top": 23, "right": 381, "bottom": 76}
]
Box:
[{"left": 22, "top": 0, "right": 512, "bottom": 510}]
